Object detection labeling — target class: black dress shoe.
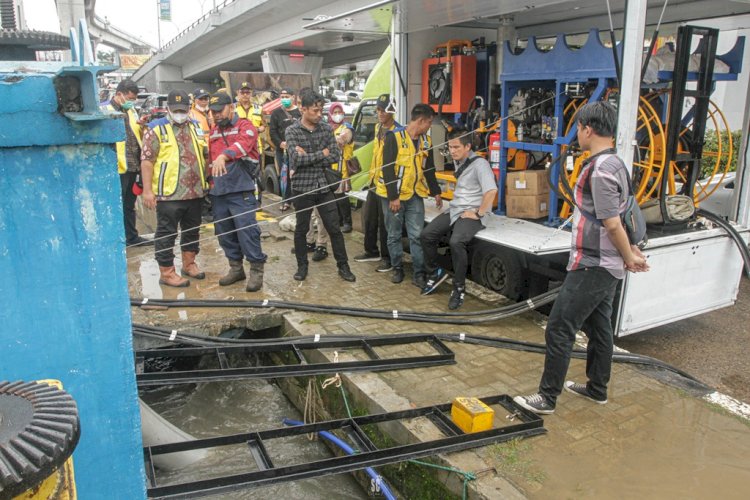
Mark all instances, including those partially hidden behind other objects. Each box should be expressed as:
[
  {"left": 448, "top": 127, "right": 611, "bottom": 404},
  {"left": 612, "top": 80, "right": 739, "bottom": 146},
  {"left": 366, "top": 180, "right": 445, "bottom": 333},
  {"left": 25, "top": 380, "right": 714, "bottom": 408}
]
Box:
[
  {"left": 294, "top": 266, "right": 308, "bottom": 281},
  {"left": 338, "top": 264, "right": 356, "bottom": 282},
  {"left": 128, "top": 236, "right": 154, "bottom": 246},
  {"left": 391, "top": 267, "right": 404, "bottom": 284},
  {"left": 341, "top": 223, "right": 353, "bottom": 233}
]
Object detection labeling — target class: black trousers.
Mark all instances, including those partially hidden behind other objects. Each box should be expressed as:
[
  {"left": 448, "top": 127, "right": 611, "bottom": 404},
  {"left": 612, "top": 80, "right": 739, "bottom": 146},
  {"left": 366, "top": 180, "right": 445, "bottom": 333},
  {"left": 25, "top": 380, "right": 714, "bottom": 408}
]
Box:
[
  {"left": 293, "top": 189, "right": 348, "bottom": 268},
  {"left": 421, "top": 212, "right": 483, "bottom": 288},
  {"left": 539, "top": 267, "right": 620, "bottom": 405},
  {"left": 362, "top": 189, "right": 389, "bottom": 260},
  {"left": 120, "top": 171, "right": 139, "bottom": 243},
  {"left": 154, "top": 198, "right": 202, "bottom": 267},
  {"left": 335, "top": 192, "right": 352, "bottom": 225}
]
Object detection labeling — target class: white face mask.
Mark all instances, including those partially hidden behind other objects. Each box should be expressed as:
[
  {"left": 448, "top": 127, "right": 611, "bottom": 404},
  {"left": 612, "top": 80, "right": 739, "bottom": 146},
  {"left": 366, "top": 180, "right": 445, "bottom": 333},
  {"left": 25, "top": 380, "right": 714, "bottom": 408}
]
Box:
[
  {"left": 332, "top": 113, "right": 344, "bottom": 124},
  {"left": 170, "top": 110, "right": 189, "bottom": 124},
  {"left": 196, "top": 104, "right": 208, "bottom": 112}
]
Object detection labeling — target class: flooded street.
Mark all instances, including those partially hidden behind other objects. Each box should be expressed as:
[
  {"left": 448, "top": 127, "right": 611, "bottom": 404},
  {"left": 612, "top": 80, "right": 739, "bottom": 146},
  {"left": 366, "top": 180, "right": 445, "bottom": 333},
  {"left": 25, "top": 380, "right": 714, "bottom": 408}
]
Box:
[{"left": 140, "top": 380, "right": 366, "bottom": 499}]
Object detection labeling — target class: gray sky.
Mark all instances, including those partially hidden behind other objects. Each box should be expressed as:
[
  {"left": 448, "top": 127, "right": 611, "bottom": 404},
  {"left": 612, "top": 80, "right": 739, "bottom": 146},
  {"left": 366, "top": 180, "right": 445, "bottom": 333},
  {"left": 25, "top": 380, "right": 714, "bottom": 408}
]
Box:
[{"left": 23, "top": 0, "right": 206, "bottom": 49}]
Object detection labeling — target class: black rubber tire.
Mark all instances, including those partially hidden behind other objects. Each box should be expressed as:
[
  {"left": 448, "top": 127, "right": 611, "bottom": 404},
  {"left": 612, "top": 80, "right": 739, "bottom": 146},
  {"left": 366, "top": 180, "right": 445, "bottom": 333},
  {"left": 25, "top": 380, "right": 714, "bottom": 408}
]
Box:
[
  {"left": 263, "top": 164, "right": 280, "bottom": 195},
  {"left": 0, "top": 380, "right": 80, "bottom": 498},
  {"left": 470, "top": 243, "right": 528, "bottom": 300}
]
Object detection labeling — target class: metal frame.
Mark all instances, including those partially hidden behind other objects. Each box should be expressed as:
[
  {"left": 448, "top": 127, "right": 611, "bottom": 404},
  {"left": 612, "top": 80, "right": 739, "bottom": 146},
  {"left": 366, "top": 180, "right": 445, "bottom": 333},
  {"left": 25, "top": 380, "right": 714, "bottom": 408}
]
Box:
[
  {"left": 135, "top": 335, "right": 454, "bottom": 386},
  {"left": 660, "top": 25, "right": 719, "bottom": 223},
  {"left": 144, "top": 394, "right": 546, "bottom": 498}
]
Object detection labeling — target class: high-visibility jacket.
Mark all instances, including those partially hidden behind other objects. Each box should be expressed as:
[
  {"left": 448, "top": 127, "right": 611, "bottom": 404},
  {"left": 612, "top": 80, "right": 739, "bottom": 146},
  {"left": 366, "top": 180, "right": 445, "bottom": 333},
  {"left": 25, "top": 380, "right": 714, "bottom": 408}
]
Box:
[
  {"left": 368, "top": 121, "right": 399, "bottom": 185},
  {"left": 189, "top": 106, "right": 211, "bottom": 135},
  {"left": 331, "top": 123, "right": 354, "bottom": 179},
  {"left": 375, "top": 127, "right": 432, "bottom": 200},
  {"left": 236, "top": 103, "right": 265, "bottom": 153},
  {"left": 105, "top": 104, "right": 142, "bottom": 174},
  {"left": 149, "top": 120, "right": 208, "bottom": 197}
]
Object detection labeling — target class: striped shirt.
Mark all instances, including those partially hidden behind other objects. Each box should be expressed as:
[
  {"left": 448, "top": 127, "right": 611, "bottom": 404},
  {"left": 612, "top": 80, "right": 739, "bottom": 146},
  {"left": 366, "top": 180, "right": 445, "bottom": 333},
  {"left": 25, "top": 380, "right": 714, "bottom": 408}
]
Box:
[{"left": 568, "top": 150, "right": 629, "bottom": 279}]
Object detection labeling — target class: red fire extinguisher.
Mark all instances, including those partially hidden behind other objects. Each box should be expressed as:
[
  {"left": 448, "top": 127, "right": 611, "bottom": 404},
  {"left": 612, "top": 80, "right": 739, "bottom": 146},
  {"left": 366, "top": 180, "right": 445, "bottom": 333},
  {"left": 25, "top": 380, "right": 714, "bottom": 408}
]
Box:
[{"left": 488, "top": 131, "right": 501, "bottom": 176}]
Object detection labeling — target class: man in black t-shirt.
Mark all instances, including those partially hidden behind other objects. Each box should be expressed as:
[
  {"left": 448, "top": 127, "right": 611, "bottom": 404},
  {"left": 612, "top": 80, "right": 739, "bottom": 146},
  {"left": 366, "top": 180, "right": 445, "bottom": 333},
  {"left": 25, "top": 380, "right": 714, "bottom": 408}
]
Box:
[{"left": 269, "top": 87, "right": 301, "bottom": 209}]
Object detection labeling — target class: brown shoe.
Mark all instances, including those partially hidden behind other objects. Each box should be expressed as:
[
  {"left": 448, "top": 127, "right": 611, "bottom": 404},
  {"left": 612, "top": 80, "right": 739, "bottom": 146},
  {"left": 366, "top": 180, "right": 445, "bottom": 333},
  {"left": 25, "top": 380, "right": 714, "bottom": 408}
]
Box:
[
  {"left": 159, "top": 266, "right": 190, "bottom": 287},
  {"left": 181, "top": 251, "right": 205, "bottom": 279}
]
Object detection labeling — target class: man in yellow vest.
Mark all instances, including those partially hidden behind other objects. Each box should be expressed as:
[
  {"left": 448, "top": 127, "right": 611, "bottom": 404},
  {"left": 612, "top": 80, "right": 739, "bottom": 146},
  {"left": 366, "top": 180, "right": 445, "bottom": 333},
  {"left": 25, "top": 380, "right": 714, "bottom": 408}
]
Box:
[
  {"left": 189, "top": 87, "right": 212, "bottom": 135},
  {"left": 377, "top": 103, "right": 442, "bottom": 288},
  {"left": 107, "top": 79, "right": 152, "bottom": 246},
  {"left": 140, "top": 90, "right": 209, "bottom": 288},
  {"left": 235, "top": 81, "right": 265, "bottom": 154},
  {"left": 354, "top": 94, "right": 399, "bottom": 271}
]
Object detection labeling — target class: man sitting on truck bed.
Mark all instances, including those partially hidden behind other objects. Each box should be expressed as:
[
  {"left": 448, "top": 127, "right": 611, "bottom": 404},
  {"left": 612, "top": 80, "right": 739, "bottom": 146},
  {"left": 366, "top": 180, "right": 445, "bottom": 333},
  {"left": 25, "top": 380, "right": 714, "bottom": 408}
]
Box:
[
  {"left": 377, "top": 103, "right": 443, "bottom": 288},
  {"left": 420, "top": 127, "right": 497, "bottom": 309},
  {"left": 514, "top": 101, "right": 649, "bottom": 415}
]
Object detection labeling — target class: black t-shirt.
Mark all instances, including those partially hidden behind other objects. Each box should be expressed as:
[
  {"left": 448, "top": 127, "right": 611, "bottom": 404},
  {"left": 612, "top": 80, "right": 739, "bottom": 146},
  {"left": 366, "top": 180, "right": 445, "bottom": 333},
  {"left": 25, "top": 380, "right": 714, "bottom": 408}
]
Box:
[{"left": 270, "top": 107, "right": 301, "bottom": 147}]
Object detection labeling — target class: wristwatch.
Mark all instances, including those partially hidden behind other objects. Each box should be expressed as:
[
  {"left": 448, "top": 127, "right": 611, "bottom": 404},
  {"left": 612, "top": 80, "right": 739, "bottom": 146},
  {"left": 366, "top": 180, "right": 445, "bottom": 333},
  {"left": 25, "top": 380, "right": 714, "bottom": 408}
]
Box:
[{"left": 474, "top": 208, "right": 485, "bottom": 217}]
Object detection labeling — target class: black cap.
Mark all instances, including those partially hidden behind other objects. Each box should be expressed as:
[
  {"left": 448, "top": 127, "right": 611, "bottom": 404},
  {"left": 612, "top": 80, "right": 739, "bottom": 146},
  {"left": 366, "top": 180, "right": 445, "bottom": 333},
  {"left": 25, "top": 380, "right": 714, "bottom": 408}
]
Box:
[
  {"left": 167, "top": 90, "right": 190, "bottom": 111},
  {"left": 193, "top": 88, "right": 210, "bottom": 99},
  {"left": 376, "top": 93, "right": 391, "bottom": 111},
  {"left": 280, "top": 87, "right": 295, "bottom": 95},
  {"left": 239, "top": 81, "right": 252, "bottom": 91},
  {"left": 209, "top": 91, "right": 233, "bottom": 112}
]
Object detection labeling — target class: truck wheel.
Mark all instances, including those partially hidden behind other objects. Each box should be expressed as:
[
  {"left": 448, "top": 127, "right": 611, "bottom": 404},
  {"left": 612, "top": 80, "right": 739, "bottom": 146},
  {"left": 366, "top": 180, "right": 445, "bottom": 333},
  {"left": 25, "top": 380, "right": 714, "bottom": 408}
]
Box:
[
  {"left": 264, "top": 164, "right": 279, "bottom": 195},
  {"left": 471, "top": 244, "right": 528, "bottom": 300}
]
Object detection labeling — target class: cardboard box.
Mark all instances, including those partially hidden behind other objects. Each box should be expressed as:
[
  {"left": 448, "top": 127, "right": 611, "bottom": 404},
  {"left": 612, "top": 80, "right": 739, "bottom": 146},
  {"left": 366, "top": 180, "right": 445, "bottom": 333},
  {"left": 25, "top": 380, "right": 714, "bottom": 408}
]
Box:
[
  {"left": 506, "top": 169, "right": 550, "bottom": 196},
  {"left": 506, "top": 193, "right": 549, "bottom": 219}
]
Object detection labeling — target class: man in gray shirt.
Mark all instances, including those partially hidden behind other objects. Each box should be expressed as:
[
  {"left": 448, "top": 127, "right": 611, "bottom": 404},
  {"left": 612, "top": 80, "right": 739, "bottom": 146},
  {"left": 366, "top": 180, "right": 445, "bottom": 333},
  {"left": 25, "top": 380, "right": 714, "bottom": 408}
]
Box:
[{"left": 420, "top": 127, "right": 498, "bottom": 309}]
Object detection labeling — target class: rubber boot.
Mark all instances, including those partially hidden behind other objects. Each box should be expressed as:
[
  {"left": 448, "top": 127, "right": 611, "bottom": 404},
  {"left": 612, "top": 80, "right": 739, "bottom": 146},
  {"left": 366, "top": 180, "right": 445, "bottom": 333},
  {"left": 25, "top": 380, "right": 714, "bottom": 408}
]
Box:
[
  {"left": 246, "top": 262, "right": 264, "bottom": 292},
  {"left": 159, "top": 266, "right": 190, "bottom": 287},
  {"left": 219, "top": 259, "right": 245, "bottom": 286},
  {"left": 181, "top": 251, "right": 205, "bottom": 279}
]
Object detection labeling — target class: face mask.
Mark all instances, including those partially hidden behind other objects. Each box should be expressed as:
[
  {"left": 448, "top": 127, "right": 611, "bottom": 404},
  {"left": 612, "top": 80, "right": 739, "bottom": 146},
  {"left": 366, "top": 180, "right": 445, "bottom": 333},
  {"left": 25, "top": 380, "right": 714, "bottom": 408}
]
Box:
[
  {"left": 332, "top": 113, "right": 344, "bottom": 124},
  {"left": 281, "top": 98, "right": 292, "bottom": 108},
  {"left": 217, "top": 117, "right": 232, "bottom": 128},
  {"left": 170, "top": 110, "right": 189, "bottom": 124},
  {"left": 196, "top": 104, "right": 208, "bottom": 112},
  {"left": 121, "top": 100, "right": 134, "bottom": 111}
]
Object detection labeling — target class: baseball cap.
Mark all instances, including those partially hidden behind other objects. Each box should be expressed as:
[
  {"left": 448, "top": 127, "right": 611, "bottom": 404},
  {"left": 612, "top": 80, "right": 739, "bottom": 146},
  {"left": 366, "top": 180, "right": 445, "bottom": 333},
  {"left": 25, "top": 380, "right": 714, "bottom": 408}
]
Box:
[
  {"left": 209, "top": 92, "right": 233, "bottom": 112},
  {"left": 193, "top": 88, "right": 210, "bottom": 99},
  {"left": 280, "top": 87, "right": 295, "bottom": 95},
  {"left": 239, "top": 81, "right": 252, "bottom": 92},
  {"left": 376, "top": 93, "right": 391, "bottom": 111},
  {"left": 167, "top": 90, "right": 190, "bottom": 111}
]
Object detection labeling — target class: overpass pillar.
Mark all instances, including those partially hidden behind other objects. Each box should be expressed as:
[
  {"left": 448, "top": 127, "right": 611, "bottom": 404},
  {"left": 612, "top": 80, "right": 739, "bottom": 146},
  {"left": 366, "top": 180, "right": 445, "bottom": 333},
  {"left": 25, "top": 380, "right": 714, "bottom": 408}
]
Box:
[{"left": 261, "top": 50, "right": 323, "bottom": 85}]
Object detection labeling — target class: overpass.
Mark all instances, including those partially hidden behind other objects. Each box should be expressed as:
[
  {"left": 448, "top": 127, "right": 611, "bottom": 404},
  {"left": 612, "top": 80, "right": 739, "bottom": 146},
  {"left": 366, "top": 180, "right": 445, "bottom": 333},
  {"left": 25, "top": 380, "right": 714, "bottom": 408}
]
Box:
[
  {"left": 130, "top": 0, "right": 389, "bottom": 92},
  {"left": 56, "top": 0, "right": 154, "bottom": 53}
]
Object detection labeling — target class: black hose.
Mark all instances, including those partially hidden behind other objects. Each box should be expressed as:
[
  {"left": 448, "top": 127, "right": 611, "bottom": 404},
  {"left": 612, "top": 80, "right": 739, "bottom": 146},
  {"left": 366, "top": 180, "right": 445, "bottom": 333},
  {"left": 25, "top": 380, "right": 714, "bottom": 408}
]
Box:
[
  {"left": 697, "top": 208, "right": 750, "bottom": 277},
  {"left": 132, "top": 328, "right": 712, "bottom": 392}
]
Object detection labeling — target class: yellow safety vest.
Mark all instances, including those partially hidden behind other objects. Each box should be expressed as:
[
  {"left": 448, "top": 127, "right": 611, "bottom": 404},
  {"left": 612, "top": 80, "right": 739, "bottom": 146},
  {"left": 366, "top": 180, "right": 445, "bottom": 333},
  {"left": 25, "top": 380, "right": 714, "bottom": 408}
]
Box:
[
  {"left": 106, "top": 104, "right": 142, "bottom": 174},
  {"left": 189, "top": 107, "right": 210, "bottom": 135},
  {"left": 375, "top": 128, "right": 431, "bottom": 200},
  {"left": 331, "top": 123, "right": 354, "bottom": 179},
  {"left": 151, "top": 122, "right": 208, "bottom": 197},
  {"left": 236, "top": 103, "right": 264, "bottom": 151},
  {"left": 369, "top": 121, "right": 398, "bottom": 185}
]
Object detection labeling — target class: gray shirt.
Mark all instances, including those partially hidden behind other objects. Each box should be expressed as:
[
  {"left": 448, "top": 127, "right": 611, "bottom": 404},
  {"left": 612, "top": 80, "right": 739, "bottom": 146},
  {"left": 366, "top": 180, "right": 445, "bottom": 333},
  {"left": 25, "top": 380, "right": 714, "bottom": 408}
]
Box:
[
  {"left": 449, "top": 152, "right": 498, "bottom": 224},
  {"left": 568, "top": 151, "right": 629, "bottom": 279}
]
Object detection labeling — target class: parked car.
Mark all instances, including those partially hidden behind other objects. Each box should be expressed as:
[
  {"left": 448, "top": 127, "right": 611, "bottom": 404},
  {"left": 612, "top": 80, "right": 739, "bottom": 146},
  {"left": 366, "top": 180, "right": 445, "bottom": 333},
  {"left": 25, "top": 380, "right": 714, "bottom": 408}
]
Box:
[
  {"left": 140, "top": 93, "right": 168, "bottom": 122},
  {"left": 697, "top": 171, "right": 736, "bottom": 219}
]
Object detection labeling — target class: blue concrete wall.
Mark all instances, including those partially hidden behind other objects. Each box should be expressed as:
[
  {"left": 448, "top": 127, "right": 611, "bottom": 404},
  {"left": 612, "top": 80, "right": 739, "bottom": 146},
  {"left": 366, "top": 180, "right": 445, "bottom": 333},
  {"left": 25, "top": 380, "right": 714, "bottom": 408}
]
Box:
[{"left": 0, "top": 74, "right": 146, "bottom": 498}]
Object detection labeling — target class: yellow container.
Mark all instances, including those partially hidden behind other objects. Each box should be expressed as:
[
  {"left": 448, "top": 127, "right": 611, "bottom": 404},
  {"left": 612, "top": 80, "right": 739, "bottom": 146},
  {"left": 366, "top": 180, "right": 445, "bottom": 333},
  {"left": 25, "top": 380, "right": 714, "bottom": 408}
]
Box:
[{"left": 450, "top": 397, "right": 494, "bottom": 434}]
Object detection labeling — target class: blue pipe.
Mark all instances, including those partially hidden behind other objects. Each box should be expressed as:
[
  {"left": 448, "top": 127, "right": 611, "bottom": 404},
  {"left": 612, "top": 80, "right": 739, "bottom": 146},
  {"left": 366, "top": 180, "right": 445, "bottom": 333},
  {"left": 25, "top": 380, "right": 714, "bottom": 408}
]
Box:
[{"left": 282, "top": 418, "right": 397, "bottom": 500}]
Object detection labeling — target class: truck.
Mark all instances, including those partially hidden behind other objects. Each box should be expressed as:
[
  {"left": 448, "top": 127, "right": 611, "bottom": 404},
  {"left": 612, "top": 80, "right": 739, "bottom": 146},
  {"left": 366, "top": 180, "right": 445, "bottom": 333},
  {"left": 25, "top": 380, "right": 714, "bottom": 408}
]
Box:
[{"left": 305, "top": 0, "right": 750, "bottom": 337}]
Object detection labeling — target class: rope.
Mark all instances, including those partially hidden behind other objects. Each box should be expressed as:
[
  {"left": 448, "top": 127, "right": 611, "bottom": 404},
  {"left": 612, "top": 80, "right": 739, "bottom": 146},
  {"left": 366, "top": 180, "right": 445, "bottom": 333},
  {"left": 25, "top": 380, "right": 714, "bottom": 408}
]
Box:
[{"left": 408, "top": 459, "right": 477, "bottom": 500}]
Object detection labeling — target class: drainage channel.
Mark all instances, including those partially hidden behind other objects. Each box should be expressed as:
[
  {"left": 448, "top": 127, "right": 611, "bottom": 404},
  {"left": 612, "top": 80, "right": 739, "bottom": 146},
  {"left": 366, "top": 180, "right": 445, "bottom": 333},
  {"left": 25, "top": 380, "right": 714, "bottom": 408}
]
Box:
[{"left": 137, "top": 324, "right": 367, "bottom": 499}]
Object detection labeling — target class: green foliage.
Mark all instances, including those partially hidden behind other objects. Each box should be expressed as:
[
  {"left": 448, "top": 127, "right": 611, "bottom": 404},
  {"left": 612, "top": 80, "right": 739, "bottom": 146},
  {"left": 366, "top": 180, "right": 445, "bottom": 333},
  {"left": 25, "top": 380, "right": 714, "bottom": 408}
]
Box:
[
  {"left": 487, "top": 438, "right": 546, "bottom": 484},
  {"left": 701, "top": 129, "right": 742, "bottom": 179}
]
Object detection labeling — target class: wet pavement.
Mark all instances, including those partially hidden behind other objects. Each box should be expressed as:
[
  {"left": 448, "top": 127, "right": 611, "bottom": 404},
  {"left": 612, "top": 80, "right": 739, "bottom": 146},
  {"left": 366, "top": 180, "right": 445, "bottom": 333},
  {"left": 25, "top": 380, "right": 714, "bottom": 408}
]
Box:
[{"left": 129, "top": 197, "right": 750, "bottom": 499}]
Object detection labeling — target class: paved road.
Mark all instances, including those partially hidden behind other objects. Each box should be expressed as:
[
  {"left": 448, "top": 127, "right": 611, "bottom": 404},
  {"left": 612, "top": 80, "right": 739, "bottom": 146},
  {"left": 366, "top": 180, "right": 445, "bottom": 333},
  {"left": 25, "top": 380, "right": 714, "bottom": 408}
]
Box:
[{"left": 617, "top": 277, "right": 750, "bottom": 403}]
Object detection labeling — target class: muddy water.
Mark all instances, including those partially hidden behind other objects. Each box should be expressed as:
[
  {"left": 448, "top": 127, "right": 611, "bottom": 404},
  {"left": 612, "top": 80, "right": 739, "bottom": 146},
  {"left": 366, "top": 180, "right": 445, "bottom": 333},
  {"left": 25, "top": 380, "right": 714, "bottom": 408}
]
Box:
[
  {"left": 140, "top": 381, "right": 366, "bottom": 499},
  {"left": 518, "top": 391, "right": 750, "bottom": 499}
]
